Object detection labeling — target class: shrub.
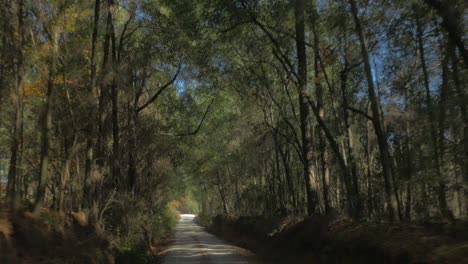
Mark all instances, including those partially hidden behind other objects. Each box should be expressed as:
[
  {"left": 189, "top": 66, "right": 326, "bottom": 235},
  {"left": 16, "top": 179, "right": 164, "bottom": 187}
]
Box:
[{"left": 113, "top": 202, "right": 179, "bottom": 264}]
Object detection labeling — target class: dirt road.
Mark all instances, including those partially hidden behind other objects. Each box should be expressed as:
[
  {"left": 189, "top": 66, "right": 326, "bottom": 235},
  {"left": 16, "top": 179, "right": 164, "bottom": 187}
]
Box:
[{"left": 162, "top": 214, "right": 256, "bottom": 264}]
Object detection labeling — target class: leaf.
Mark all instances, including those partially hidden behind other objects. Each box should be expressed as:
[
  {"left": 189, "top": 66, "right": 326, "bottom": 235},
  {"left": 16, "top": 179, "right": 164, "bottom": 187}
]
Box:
[
  {"left": 159, "top": 6, "right": 172, "bottom": 17},
  {"left": 24, "top": 79, "right": 46, "bottom": 97}
]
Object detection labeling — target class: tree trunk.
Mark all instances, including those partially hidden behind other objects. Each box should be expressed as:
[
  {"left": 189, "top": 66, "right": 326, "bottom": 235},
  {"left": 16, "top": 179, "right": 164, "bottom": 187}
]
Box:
[
  {"left": 34, "top": 28, "right": 58, "bottom": 215},
  {"left": 96, "top": 4, "right": 113, "bottom": 168},
  {"left": 83, "top": 0, "right": 100, "bottom": 210},
  {"left": 403, "top": 82, "right": 414, "bottom": 221},
  {"left": 58, "top": 159, "right": 70, "bottom": 212},
  {"left": 307, "top": 95, "right": 360, "bottom": 219},
  {"left": 59, "top": 132, "right": 78, "bottom": 212},
  {"left": 423, "top": 0, "right": 468, "bottom": 67},
  {"left": 7, "top": 0, "right": 24, "bottom": 210},
  {"left": 311, "top": 0, "right": 330, "bottom": 214},
  {"left": 365, "top": 112, "right": 375, "bottom": 217},
  {"left": 349, "top": 0, "right": 401, "bottom": 221},
  {"left": 109, "top": 0, "right": 121, "bottom": 188},
  {"left": 295, "top": 0, "right": 317, "bottom": 216},
  {"left": 415, "top": 17, "right": 453, "bottom": 221},
  {"left": 449, "top": 41, "right": 468, "bottom": 216},
  {"left": 0, "top": 1, "right": 7, "bottom": 101},
  {"left": 272, "top": 134, "right": 282, "bottom": 213},
  {"left": 437, "top": 41, "right": 453, "bottom": 220},
  {"left": 216, "top": 172, "right": 229, "bottom": 215},
  {"left": 127, "top": 83, "right": 139, "bottom": 194},
  {"left": 277, "top": 133, "right": 297, "bottom": 213},
  {"left": 339, "top": 60, "right": 362, "bottom": 219}
]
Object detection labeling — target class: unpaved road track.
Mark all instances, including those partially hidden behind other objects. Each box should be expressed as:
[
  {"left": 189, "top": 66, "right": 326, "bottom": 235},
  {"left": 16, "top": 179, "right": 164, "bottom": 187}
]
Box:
[{"left": 162, "top": 214, "right": 256, "bottom": 264}]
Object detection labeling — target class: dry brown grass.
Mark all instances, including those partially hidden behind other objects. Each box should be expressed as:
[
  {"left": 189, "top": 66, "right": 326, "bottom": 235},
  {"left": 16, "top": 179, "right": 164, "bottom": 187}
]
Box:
[
  {"left": 0, "top": 217, "right": 13, "bottom": 241},
  {"left": 71, "top": 211, "right": 87, "bottom": 226}
]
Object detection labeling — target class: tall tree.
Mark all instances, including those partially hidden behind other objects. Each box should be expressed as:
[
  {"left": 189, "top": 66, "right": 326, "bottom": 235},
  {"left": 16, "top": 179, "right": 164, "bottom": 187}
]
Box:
[
  {"left": 348, "top": 0, "right": 401, "bottom": 221},
  {"left": 34, "top": 23, "right": 58, "bottom": 215},
  {"left": 83, "top": 0, "right": 101, "bottom": 209},
  {"left": 295, "top": 0, "right": 317, "bottom": 215},
  {"left": 6, "top": 0, "right": 25, "bottom": 209}
]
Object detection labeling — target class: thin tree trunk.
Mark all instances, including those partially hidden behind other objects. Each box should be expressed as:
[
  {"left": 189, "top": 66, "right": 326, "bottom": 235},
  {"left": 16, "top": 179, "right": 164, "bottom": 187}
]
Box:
[
  {"left": 0, "top": 1, "right": 7, "bottom": 102},
  {"left": 349, "top": 0, "right": 401, "bottom": 221},
  {"left": 127, "top": 72, "right": 141, "bottom": 193},
  {"left": 365, "top": 113, "right": 375, "bottom": 217},
  {"left": 449, "top": 42, "right": 468, "bottom": 216},
  {"left": 404, "top": 84, "right": 414, "bottom": 221},
  {"left": 34, "top": 28, "right": 58, "bottom": 215},
  {"left": 437, "top": 42, "right": 453, "bottom": 221},
  {"left": 96, "top": 4, "right": 113, "bottom": 168},
  {"left": 339, "top": 51, "right": 362, "bottom": 218},
  {"left": 295, "top": 0, "right": 317, "bottom": 216},
  {"left": 415, "top": 17, "right": 453, "bottom": 221},
  {"left": 59, "top": 157, "right": 70, "bottom": 212},
  {"left": 109, "top": 0, "right": 121, "bottom": 188},
  {"left": 84, "top": 0, "right": 100, "bottom": 210},
  {"left": 7, "top": 0, "right": 24, "bottom": 210},
  {"left": 307, "top": 95, "right": 360, "bottom": 219},
  {"left": 272, "top": 133, "right": 283, "bottom": 213},
  {"left": 216, "top": 172, "right": 229, "bottom": 215},
  {"left": 311, "top": 0, "right": 330, "bottom": 214},
  {"left": 59, "top": 132, "right": 78, "bottom": 212},
  {"left": 277, "top": 133, "right": 297, "bottom": 213}
]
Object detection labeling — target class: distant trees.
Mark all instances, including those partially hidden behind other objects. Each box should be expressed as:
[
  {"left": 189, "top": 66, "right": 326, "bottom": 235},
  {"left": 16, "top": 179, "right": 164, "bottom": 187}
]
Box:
[
  {"left": 185, "top": 0, "right": 466, "bottom": 222},
  {"left": 0, "top": 0, "right": 204, "bottom": 248}
]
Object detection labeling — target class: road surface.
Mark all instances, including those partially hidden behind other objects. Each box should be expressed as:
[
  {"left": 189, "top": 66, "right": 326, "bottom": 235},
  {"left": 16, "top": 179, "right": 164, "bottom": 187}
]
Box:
[{"left": 162, "top": 214, "right": 256, "bottom": 264}]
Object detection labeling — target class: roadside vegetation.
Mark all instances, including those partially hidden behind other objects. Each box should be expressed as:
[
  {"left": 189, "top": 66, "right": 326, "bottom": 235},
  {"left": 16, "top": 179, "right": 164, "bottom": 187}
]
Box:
[
  {"left": 199, "top": 214, "right": 468, "bottom": 263},
  {"left": 0, "top": 201, "right": 180, "bottom": 263}
]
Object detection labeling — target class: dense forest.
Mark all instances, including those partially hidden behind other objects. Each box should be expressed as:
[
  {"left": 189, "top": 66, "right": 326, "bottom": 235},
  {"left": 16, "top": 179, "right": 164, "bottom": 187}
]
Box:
[{"left": 0, "top": 0, "right": 466, "bottom": 263}]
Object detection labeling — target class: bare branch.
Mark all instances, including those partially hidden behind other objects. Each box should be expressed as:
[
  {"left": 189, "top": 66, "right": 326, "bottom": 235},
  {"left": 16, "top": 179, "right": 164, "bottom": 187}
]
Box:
[
  {"left": 251, "top": 18, "right": 299, "bottom": 82},
  {"left": 218, "top": 20, "right": 251, "bottom": 34},
  {"left": 346, "top": 106, "right": 373, "bottom": 121},
  {"left": 136, "top": 64, "right": 182, "bottom": 113},
  {"left": 176, "top": 98, "right": 215, "bottom": 137}
]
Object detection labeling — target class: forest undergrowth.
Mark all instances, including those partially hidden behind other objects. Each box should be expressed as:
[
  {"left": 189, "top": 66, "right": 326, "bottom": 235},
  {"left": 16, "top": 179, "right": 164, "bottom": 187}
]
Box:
[
  {"left": 0, "top": 198, "right": 182, "bottom": 264},
  {"left": 199, "top": 214, "right": 468, "bottom": 263}
]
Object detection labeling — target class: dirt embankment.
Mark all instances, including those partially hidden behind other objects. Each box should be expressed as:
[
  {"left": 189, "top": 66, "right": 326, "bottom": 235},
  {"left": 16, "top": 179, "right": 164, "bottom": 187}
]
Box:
[
  {"left": 201, "top": 215, "right": 468, "bottom": 264},
  {"left": 0, "top": 208, "right": 178, "bottom": 264},
  {"left": 0, "top": 210, "right": 114, "bottom": 264}
]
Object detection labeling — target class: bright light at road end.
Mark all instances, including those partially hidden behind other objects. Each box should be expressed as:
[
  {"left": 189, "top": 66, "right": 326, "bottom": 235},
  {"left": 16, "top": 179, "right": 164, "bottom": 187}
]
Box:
[{"left": 180, "top": 214, "right": 196, "bottom": 219}]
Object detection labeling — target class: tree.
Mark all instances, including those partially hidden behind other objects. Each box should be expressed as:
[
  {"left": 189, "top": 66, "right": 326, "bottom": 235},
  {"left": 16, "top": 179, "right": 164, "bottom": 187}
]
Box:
[
  {"left": 295, "top": 0, "right": 317, "bottom": 216},
  {"left": 34, "top": 6, "right": 59, "bottom": 214},
  {"left": 6, "top": 0, "right": 25, "bottom": 209},
  {"left": 348, "top": 0, "right": 401, "bottom": 221}
]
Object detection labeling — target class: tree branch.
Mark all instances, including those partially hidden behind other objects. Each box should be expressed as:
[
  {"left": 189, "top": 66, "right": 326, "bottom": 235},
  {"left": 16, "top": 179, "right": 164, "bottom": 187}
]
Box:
[
  {"left": 423, "top": 0, "right": 467, "bottom": 67},
  {"left": 251, "top": 18, "right": 300, "bottom": 82},
  {"left": 218, "top": 20, "right": 251, "bottom": 34},
  {"left": 136, "top": 65, "right": 182, "bottom": 113},
  {"left": 346, "top": 106, "right": 373, "bottom": 121},
  {"left": 175, "top": 98, "right": 215, "bottom": 137}
]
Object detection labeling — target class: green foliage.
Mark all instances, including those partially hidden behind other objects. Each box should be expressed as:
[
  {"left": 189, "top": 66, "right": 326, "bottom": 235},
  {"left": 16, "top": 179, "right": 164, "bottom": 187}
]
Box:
[
  {"left": 112, "top": 202, "right": 179, "bottom": 263},
  {"left": 155, "top": 204, "right": 179, "bottom": 235},
  {"left": 179, "top": 198, "right": 200, "bottom": 214}
]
